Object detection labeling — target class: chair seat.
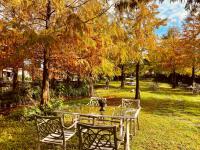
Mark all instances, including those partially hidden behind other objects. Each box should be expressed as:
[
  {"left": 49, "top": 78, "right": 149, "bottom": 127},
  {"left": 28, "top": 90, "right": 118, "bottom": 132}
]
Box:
[
  {"left": 89, "top": 140, "right": 123, "bottom": 150},
  {"left": 41, "top": 130, "right": 75, "bottom": 145},
  {"left": 89, "top": 141, "right": 116, "bottom": 150}
]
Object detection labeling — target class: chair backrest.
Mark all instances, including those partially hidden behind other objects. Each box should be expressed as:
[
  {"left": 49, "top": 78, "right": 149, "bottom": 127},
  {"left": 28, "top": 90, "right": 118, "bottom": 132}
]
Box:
[
  {"left": 35, "top": 115, "right": 64, "bottom": 141},
  {"left": 87, "top": 97, "right": 107, "bottom": 106},
  {"left": 121, "top": 98, "right": 140, "bottom": 108},
  {"left": 77, "top": 123, "right": 118, "bottom": 150}
]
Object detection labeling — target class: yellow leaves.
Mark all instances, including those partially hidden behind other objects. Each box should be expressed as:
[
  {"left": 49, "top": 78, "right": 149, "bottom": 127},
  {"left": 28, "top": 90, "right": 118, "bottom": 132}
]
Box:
[
  {"left": 52, "top": 0, "right": 66, "bottom": 14},
  {"left": 83, "top": 37, "right": 96, "bottom": 48},
  {"left": 126, "top": 2, "right": 164, "bottom": 54},
  {"left": 0, "top": 21, "right": 3, "bottom": 32},
  {"left": 94, "top": 58, "right": 115, "bottom": 77},
  {"left": 10, "top": 0, "right": 22, "bottom": 6}
]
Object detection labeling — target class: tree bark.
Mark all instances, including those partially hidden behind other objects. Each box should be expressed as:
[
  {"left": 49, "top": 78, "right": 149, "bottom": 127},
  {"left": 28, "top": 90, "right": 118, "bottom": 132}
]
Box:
[
  {"left": 120, "top": 64, "right": 125, "bottom": 88},
  {"left": 172, "top": 69, "right": 176, "bottom": 88},
  {"left": 22, "top": 63, "right": 25, "bottom": 84},
  {"left": 0, "top": 69, "right": 3, "bottom": 78},
  {"left": 0, "top": 69, "right": 3, "bottom": 93},
  {"left": 88, "top": 76, "right": 94, "bottom": 97},
  {"left": 13, "top": 67, "right": 18, "bottom": 91},
  {"left": 77, "top": 75, "right": 81, "bottom": 87},
  {"left": 191, "top": 66, "right": 195, "bottom": 86},
  {"left": 41, "top": 0, "right": 51, "bottom": 106},
  {"left": 105, "top": 76, "right": 110, "bottom": 89},
  {"left": 41, "top": 47, "right": 50, "bottom": 105},
  {"left": 31, "top": 63, "right": 35, "bottom": 81},
  {"left": 154, "top": 72, "right": 158, "bottom": 83},
  {"left": 135, "top": 62, "right": 140, "bottom": 99}
]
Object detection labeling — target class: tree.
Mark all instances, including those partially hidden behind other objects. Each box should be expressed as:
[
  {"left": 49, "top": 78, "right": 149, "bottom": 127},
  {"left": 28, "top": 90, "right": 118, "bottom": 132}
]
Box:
[
  {"left": 0, "top": 11, "right": 28, "bottom": 90},
  {"left": 159, "top": 28, "right": 184, "bottom": 88},
  {"left": 109, "top": 22, "right": 131, "bottom": 88},
  {"left": 182, "top": 14, "right": 200, "bottom": 85},
  {"left": 73, "top": 0, "right": 113, "bottom": 96},
  {"left": 0, "top": 0, "right": 113, "bottom": 105},
  {"left": 117, "top": 1, "right": 165, "bottom": 98}
]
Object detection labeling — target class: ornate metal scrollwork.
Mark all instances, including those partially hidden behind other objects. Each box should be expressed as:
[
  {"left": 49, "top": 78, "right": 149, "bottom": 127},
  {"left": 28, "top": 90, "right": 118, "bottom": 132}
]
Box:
[
  {"left": 36, "top": 116, "right": 63, "bottom": 140},
  {"left": 77, "top": 123, "right": 118, "bottom": 150}
]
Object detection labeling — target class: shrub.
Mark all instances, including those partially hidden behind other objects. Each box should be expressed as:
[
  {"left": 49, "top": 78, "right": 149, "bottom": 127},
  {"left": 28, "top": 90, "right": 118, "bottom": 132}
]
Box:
[
  {"left": 42, "top": 98, "right": 64, "bottom": 115},
  {"left": 32, "top": 85, "right": 41, "bottom": 101},
  {"left": 8, "top": 106, "right": 42, "bottom": 121},
  {"left": 7, "top": 108, "right": 26, "bottom": 121},
  {"left": 55, "top": 81, "right": 89, "bottom": 97}
]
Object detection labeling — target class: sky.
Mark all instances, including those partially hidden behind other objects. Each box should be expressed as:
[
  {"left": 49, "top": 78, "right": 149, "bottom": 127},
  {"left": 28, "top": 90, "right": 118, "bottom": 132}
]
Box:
[{"left": 156, "top": 0, "right": 189, "bottom": 36}]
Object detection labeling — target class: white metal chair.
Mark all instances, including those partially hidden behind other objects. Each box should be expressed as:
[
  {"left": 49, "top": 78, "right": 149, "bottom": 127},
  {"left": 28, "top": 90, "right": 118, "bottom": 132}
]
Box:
[
  {"left": 77, "top": 122, "right": 123, "bottom": 150},
  {"left": 35, "top": 115, "right": 77, "bottom": 150},
  {"left": 119, "top": 99, "right": 141, "bottom": 136}
]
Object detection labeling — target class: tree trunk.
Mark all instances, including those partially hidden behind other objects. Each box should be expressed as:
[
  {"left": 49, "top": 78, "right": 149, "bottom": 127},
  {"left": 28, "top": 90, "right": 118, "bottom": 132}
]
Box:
[
  {"left": 105, "top": 76, "right": 110, "bottom": 89},
  {"left": 13, "top": 68, "right": 18, "bottom": 91},
  {"left": 31, "top": 64, "right": 35, "bottom": 81},
  {"left": 135, "top": 62, "right": 140, "bottom": 99},
  {"left": 0, "top": 69, "right": 3, "bottom": 78},
  {"left": 154, "top": 72, "right": 158, "bottom": 83},
  {"left": 88, "top": 76, "right": 94, "bottom": 97},
  {"left": 172, "top": 69, "right": 176, "bottom": 88},
  {"left": 191, "top": 66, "right": 195, "bottom": 86},
  {"left": 77, "top": 75, "right": 81, "bottom": 87},
  {"left": 0, "top": 69, "right": 2, "bottom": 93},
  {"left": 120, "top": 64, "right": 125, "bottom": 88},
  {"left": 41, "top": 47, "right": 50, "bottom": 106},
  {"left": 22, "top": 63, "right": 25, "bottom": 84},
  {"left": 41, "top": 0, "right": 51, "bottom": 106}
]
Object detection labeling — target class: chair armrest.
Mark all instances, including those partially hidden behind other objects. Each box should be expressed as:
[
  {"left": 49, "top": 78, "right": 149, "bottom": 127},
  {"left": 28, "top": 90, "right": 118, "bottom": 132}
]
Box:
[
  {"left": 133, "top": 107, "right": 141, "bottom": 118},
  {"left": 124, "top": 107, "right": 141, "bottom": 118},
  {"left": 63, "top": 120, "right": 78, "bottom": 130},
  {"left": 117, "top": 105, "right": 122, "bottom": 108}
]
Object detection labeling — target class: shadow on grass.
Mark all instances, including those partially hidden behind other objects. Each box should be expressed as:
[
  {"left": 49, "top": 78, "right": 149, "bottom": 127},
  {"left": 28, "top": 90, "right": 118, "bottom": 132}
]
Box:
[
  {"left": 148, "top": 91, "right": 194, "bottom": 96},
  {"left": 141, "top": 97, "right": 200, "bottom": 117},
  {"left": 105, "top": 96, "right": 200, "bottom": 117},
  {"left": 97, "top": 84, "right": 195, "bottom": 97},
  {"left": 0, "top": 120, "right": 38, "bottom": 149}
]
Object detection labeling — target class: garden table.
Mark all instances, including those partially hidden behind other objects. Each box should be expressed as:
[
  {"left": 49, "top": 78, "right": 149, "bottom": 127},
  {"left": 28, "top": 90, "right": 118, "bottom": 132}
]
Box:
[{"left": 56, "top": 106, "right": 141, "bottom": 150}]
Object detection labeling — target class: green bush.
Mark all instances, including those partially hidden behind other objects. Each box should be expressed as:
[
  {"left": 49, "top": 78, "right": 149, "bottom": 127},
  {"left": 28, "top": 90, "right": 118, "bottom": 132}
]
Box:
[
  {"left": 8, "top": 106, "right": 42, "bottom": 121},
  {"left": 1, "top": 83, "right": 33, "bottom": 104},
  {"left": 7, "top": 108, "right": 26, "bottom": 121},
  {"left": 55, "top": 81, "right": 89, "bottom": 97},
  {"left": 42, "top": 98, "right": 64, "bottom": 115},
  {"left": 32, "top": 85, "right": 41, "bottom": 100}
]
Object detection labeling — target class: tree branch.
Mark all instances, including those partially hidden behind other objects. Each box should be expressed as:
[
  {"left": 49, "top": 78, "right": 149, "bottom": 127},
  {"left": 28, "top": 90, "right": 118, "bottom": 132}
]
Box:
[
  {"left": 83, "top": 3, "right": 114, "bottom": 23},
  {"left": 66, "top": 0, "right": 92, "bottom": 9}
]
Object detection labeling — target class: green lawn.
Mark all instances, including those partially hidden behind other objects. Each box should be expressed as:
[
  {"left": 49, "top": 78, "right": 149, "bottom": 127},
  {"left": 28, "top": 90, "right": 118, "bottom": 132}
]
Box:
[{"left": 0, "top": 80, "right": 200, "bottom": 150}]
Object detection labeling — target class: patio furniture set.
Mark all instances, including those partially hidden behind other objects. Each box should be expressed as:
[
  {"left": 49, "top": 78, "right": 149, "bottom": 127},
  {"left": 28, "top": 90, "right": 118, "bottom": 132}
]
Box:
[{"left": 35, "top": 97, "right": 141, "bottom": 150}]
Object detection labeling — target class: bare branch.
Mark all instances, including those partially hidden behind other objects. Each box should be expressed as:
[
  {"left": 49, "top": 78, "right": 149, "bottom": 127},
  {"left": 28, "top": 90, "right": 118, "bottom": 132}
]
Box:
[
  {"left": 50, "top": 10, "right": 55, "bottom": 15},
  {"left": 33, "top": 17, "right": 46, "bottom": 22}
]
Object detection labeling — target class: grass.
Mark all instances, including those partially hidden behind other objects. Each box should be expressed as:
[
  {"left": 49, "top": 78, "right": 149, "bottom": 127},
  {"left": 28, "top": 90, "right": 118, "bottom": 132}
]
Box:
[{"left": 0, "top": 80, "right": 200, "bottom": 150}]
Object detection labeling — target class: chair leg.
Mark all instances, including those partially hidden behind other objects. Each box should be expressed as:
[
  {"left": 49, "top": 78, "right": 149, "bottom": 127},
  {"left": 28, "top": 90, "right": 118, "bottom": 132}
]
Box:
[
  {"left": 36, "top": 142, "right": 41, "bottom": 150},
  {"left": 137, "top": 117, "right": 140, "bottom": 130},
  {"left": 63, "top": 143, "right": 66, "bottom": 150},
  {"left": 124, "top": 132, "right": 127, "bottom": 150},
  {"left": 134, "top": 120, "right": 137, "bottom": 136}
]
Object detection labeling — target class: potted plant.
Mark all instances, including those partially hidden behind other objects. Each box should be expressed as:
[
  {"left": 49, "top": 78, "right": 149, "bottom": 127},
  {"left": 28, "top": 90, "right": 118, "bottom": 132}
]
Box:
[{"left": 98, "top": 98, "right": 107, "bottom": 111}]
